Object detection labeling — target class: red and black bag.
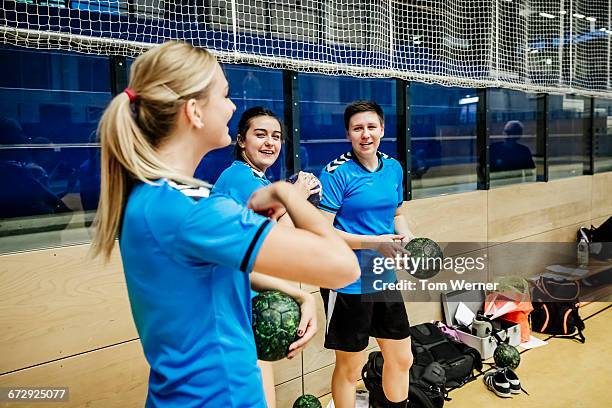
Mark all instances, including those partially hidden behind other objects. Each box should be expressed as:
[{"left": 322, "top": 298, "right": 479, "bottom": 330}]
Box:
[{"left": 530, "top": 277, "right": 585, "bottom": 343}]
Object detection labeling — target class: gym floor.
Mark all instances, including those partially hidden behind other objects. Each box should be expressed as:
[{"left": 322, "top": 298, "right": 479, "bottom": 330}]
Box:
[
  {"left": 448, "top": 302, "right": 611, "bottom": 407},
  {"left": 319, "top": 302, "right": 611, "bottom": 408}
]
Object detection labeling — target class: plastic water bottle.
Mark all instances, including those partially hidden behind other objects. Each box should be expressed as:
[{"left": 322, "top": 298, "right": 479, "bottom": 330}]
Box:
[{"left": 577, "top": 238, "right": 589, "bottom": 267}]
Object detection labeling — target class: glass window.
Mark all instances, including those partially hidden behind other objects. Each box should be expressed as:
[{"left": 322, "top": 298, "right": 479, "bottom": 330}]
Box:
[
  {"left": 71, "top": 1, "right": 121, "bottom": 14},
  {"left": 594, "top": 99, "right": 612, "bottom": 173},
  {"left": 488, "top": 89, "right": 538, "bottom": 188},
  {"left": 410, "top": 82, "right": 477, "bottom": 199},
  {"left": 298, "top": 73, "right": 397, "bottom": 176},
  {"left": 0, "top": 46, "right": 111, "bottom": 253},
  {"left": 548, "top": 95, "right": 588, "bottom": 179},
  {"left": 16, "top": 0, "right": 67, "bottom": 7},
  {"left": 194, "top": 64, "right": 287, "bottom": 184}
]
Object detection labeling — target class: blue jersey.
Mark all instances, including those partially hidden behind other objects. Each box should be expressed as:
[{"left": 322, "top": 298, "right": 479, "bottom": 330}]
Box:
[
  {"left": 319, "top": 151, "right": 403, "bottom": 294},
  {"left": 119, "top": 179, "right": 272, "bottom": 408},
  {"left": 212, "top": 160, "right": 272, "bottom": 300},
  {"left": 212, "top": 160, "right": 271, "bottom": 204}
]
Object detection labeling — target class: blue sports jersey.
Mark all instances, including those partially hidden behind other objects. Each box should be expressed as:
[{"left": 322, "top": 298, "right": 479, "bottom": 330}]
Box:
[
  {"left": 119, "top": 179, "right": 272, "bottom": 408},
  {"left": 213, "top": 160, "right": 272, "bottom": 300},
  {"left": 319, "top": 151, "right": 403, "bottom": 294},
  {"left": 212, "top": 160, "right": 271, "bottom": 204}
]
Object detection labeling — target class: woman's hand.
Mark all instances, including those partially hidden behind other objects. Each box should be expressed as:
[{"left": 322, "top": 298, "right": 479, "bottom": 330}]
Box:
[
  {"left": 247, "top": 183, "right": 289, "bottom": 221},
  {"left": 248, "top": 273, "right": 319, "bottom": 358},
  {"left": 294, "top": 171, "right": 322, "bottom": 200},
  {"left": 287, "top": 291, "right": 317, "bottom": 359},
  {"left": 372, "top": 234, "right": 410, "bottom": 259}
]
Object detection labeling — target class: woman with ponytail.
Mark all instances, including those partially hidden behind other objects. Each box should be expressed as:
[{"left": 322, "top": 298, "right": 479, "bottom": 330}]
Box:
[{"left": 91, "top": 41, "right": 359, "bottom": 407}]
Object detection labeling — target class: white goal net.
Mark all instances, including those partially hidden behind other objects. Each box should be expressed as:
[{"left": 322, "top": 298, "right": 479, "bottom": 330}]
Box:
[{"left": 1, "top": 1, "right": 610, "bottom": 97}]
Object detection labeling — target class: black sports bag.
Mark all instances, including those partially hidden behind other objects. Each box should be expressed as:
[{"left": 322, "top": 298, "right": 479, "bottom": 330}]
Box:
[{"left": 362, "top": 351, "right": 446, "bottom": 408}]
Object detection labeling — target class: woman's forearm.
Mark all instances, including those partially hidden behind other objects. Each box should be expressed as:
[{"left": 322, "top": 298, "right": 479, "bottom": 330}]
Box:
[
  {"left": 319, "top": 210, "right": 377, "bottom": 249},
  {"left": 332, "top": 229, "right": 378, "bottom": 250},
  {"left": 394, "top": 214, "right": 415, "bottom": 240},
  {"left": 250, "top": 272, "right": 308, "bottom": 302},
  {"left": 277, "top": 212, "right": 295, "bottom": 227},
  {"left": 274, "top": 183, "right": 339, "bottom": 242}
]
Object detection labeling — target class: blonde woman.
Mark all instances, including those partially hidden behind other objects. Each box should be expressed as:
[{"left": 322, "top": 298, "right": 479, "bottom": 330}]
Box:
[{"left": 91, "top": 41, "right": 359, "bottom": 407}]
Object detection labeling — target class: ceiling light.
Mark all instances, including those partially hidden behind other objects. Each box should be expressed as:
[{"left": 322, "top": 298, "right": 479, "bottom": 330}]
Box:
[
  {"left": 573, "top": 13, "right": 585, "bottom": 19},
  {"left": 539, "top": 12, "right": 556, "bottom": 19},
  {"left": 586, "top": 17, "right": 596, "bottom": 22},
  {"left": 459, "top": 96, "right": 479, "bottom": 105}
]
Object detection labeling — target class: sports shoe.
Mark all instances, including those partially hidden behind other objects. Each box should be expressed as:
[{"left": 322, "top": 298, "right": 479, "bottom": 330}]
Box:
[
  {"left": 483, "top": 370, "right": 512, "bottom": 398},
  {"left": 502, "top": 368, "right": 521, "bottom": 394},
  {"left": 325, "top": 390, "right": 370, "bottom": 408}
]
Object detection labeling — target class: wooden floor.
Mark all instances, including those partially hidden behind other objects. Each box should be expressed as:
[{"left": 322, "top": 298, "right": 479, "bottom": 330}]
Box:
[
  {"left": 449, "top": 302, "right": 612, "bottom": 408},
  {"left": 319, "top": 302, "right": 611, "bottom": 408}
]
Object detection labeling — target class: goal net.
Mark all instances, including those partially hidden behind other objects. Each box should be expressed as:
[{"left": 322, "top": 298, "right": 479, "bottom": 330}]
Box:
[{"left": 1, "top": 0, "right": 610, "bottom": 97}]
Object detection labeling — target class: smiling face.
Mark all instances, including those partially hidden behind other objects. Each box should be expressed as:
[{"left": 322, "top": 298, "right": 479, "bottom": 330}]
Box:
[
  {"left": 238, "top": 115, "right": 283, "bottom": 172},
  {"left": 346, "top": 111, "right": 384, "bottom": 159},
  {"left": 198, "top": 63, "right": 236, "bottom": 150}
]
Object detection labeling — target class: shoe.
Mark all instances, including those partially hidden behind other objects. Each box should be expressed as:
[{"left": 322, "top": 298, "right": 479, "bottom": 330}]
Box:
[
  {"left": 483, "top": 370, "right": 512, "bottom": 398},
  {"left": 326, "top": 390, "right": 371, "bottom": 408},
  {"left": 355, "top": 390, "right": 369, "bottom": 408},
  {"left": 502, "top": 368, "right": 521, "bottom": 394}
]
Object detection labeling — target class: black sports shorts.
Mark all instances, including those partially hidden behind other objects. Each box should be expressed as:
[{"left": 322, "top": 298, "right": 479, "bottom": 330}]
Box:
[{"left": 320, "top": 288, "right": 410, "bottom": 352}]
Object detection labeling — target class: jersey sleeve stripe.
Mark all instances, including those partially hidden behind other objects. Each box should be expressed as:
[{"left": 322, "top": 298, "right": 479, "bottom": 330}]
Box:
[
  {"left": 325, "top": 151, "right": 352, "bottom": 173},
  {"left": 319, "top": 203, "right": 339, "bottom": 213},
  {"left": 240, "top": 219, "right": 272, "bottom": 273},
  {"left": 180, "top": 188, "right": 211, "bottom": 200}
]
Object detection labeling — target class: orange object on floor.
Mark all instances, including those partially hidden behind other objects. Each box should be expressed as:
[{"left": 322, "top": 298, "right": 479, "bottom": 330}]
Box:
[{"left": 485, "top": 292, "right": 533, "bottom": 343}]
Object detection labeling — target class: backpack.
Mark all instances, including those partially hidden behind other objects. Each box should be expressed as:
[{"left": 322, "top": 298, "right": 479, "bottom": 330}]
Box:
[
  {"left": 362, "top": 351, "right": 446, "bottom": 408},
  {"left": 577, "top": 217, "right": 612, "bottom": 261},
  {"left": 408, "top": 323, "right": 482, "bottom": 389},
  {"left": 530, "top": 277, "right": 585, "bottom": 343}
]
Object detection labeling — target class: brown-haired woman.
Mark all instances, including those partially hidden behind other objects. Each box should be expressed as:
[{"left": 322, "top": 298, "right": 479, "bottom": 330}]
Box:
[{"left": 213, "top": 106, "right": 321, "bottom": 408}]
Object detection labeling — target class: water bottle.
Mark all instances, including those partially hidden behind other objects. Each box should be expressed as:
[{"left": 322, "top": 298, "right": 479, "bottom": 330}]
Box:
[{"left": 577, "top": 238, "right": 589, "bottom": 267}]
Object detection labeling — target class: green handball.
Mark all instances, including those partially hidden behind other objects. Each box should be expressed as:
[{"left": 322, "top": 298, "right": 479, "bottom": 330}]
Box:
[
  {"left": 252, "top": 290, "right": 301, "bottom": 361},
  {"left": 293, "top": 394, "right": 322, "bottom": 408},
  {"left": 494, "top": 343, "right": 521, "bottom": 369},
  {"left": 404, "top": 237, "right": 444, "bottom": 279}
]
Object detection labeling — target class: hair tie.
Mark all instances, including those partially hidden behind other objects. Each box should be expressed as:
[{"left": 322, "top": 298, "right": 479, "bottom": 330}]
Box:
[
  {"left": 123, "top": 88, "right": 137, "bottom": 103},
  {"left": 123, "top": 88, "right": 140, "bottom": 120}
]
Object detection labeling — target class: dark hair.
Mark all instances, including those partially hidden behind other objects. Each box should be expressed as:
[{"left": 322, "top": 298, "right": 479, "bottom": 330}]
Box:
[
  {"left": 503, "top": 120, "right": 524, "bottom": 137},
  {"left": 343, "top": 100, "right": 384, "bottom": 130},
  {"left": 234, "top": 106, "right": 283, "bottom": 161},
  {"left": 0, "top": 117, "right": 31, "bottom": 162}
]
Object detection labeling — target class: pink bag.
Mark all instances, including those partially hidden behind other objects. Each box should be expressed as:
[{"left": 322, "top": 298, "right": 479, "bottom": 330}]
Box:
[{"left": 434, "top": 321, "right": 461, "bottom": 342}]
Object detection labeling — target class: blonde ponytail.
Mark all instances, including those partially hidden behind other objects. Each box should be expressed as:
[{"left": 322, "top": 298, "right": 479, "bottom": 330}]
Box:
[{"left": 91, "top": 41, "right": 217, "bottom": 260}]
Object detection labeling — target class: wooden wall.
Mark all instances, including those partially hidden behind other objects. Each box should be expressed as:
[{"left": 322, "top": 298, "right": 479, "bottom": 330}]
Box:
[{"left": 1, "top": 173, "right": 610, "bottom": 407}]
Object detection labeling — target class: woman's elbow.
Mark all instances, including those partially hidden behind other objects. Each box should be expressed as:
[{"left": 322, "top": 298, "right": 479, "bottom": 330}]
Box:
[{"left": 322, "top": 248, "right": 360, "bottom": 289}]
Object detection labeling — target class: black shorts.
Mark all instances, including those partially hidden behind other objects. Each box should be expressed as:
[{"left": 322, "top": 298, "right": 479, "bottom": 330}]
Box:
[{"left": 320, "top": 288, "right": 411, "bottom": 352}]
